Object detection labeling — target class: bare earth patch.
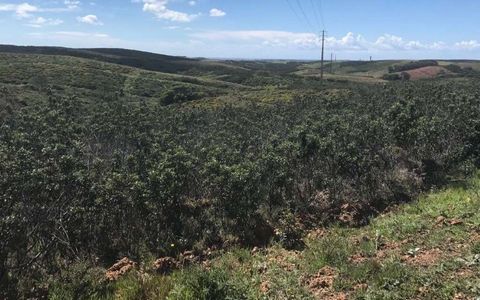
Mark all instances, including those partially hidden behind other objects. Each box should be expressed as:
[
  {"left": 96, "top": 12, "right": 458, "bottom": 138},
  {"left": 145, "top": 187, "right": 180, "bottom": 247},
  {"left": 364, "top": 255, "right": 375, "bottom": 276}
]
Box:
[
  {"left": 349, "top": 253, "right": 369, "bottom": 264},
  {"left": 303, "top": 266, "right": 347, "bottom": 300},
  {"left": 265, "top": 248, "right": 301, "bottom": 272},
  {"left": 469, "top": 231, "right": 480, "bottom": 242},
  {"left": 348, "top": 238, "right": 403, "bottom": 263},
  {"left": 454, "top": 267, "right": 476, "bottom": 279},
  {"left": 307, "top": 228, "right": 327, "bottom": 240},
  {"left": 406, "top": 66, "right": 449, "bottom": 80},
  {"left": 153, "top": 257, "right": 179, "bottom": 274},
  {"left": 453, "top": 292, "right": 476, "bottom": 300},
  {"left": 105, "top": 257, "right": 137, "bottom": 281},
  {"left": 402, "top": 248, "right": 443, "bottom": 267},
  {"left": 259, "top": 280, "right": 271, "bottom": 293},
  {"left": 376, "top": 240, "right": 403, "bottom": 260}
]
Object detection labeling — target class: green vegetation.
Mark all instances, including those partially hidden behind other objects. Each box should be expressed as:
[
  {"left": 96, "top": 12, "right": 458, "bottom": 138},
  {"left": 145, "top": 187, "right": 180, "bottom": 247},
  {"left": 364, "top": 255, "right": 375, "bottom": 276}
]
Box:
[
  {"left": 1, "top": 46, "right": 480, "bottom": 299},
  {"left": 0, "top": 45, "right": 245, "bottom": 77},
  {"left": 46, "top": 173, "right": 480, "bottom": 299},
  {"left": 388, "top": 60, "right": 439, "bottom": 73}
]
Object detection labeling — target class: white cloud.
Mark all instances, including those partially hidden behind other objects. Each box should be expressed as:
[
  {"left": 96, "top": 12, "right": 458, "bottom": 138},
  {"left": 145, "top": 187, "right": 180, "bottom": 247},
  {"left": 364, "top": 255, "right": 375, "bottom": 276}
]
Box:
[
  {"left": 77, "top": 14, "right": 103, "bottom": 25},
  {"left": 53, "top": 31, "right": 109, "bottom": 38},
  {"left": 0, "top": 1, "right": 79, "bottom": 19},
  {"left": 192, "top": 30, "right": 334, "bottom": 49},
  {"left": 209, "top": 8, "right": 225, "bottom": 17},
  {"left": 454, "top": 40, "right": 480, "bottom": 50},
  {"left": 0, "top": 3, "right": 38, "bottom": 18},
  {"left": 140, "top": 0, "right": 197, "bottom": 22},
  {"left": 325, "top": 32, "right": 368, "bottom": 50},
  {"left": 190, "top": 30, "right": 471, "bottom": 53},
  {"left": 374, "top": 34, "right": 426, "bottom": 51},
  {"left": 27, "top": 16, "right": 63, "bottom": 27},
  {"left": 64, "top": 0, "right": 80, "bottom": 9},
  {"left": 188, "top": 1, "right": 196, "bottom": 6}
]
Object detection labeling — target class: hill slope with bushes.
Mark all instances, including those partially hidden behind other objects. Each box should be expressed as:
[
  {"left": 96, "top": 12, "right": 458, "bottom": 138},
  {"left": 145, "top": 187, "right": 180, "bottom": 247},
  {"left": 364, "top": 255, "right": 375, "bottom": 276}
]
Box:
[
  {"left": 59, "top": 173, "right": 480, "bottom": 299},
  {"left": 1, "top": 46, "right": 480, "bottom": 299}
]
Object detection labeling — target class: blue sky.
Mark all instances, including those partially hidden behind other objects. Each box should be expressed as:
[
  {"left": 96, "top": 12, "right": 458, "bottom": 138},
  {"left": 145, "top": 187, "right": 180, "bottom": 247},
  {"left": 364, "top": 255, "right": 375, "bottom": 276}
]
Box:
[{"left": 0, "top": 0, "right": 479, "bottom": 59}]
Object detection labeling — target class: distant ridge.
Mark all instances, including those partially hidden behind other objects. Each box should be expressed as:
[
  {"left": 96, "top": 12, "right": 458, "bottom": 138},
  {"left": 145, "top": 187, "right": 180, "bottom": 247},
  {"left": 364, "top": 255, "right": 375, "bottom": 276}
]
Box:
[{"left": 0, "top": 44, "right": 235, "bottom": 75}]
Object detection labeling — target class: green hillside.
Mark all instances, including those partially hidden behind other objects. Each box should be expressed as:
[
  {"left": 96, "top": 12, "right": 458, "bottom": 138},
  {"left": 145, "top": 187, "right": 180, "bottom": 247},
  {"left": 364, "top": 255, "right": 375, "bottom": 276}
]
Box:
[
  {"left": 1, "top": 46, "right": 480, "bottom": 299},
  {"left": 0, "top": 49, "right": 361, "bottom": 118},
  {"left": 0, "top": 45, "right": 247, "bottom": 76},
  {"left": 0, "top": 52, "right": 255, "bottom": 119}
]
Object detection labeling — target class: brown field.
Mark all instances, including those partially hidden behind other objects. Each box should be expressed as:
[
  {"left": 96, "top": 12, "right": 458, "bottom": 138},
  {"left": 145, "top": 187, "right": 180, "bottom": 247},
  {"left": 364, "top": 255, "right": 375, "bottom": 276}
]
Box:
[{"left": 406, "top": 66, "right": 450, "bottom": 80}]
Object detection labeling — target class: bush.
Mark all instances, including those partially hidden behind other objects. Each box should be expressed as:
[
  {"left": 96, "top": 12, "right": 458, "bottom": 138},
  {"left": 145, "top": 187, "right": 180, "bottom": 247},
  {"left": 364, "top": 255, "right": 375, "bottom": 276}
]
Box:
[
  {"left": 273, "top": 211, "right": 305, "bottom": 250},
  {"left": 472, "top": 242, "right": 480, "bottom": 255},
  {"left": 2, "top": 78, "right": 480, "bottom": 296},
  {"left": 382, "top": 73, "right": 401, "bottom": 81},
  {"left": 400, "top": 72, "right": 411, "bottom": 81},
  {"left": 113, "top": 274, "right": 173, "bottom": 300},
  {"left": 444, "top": 64, "right": 463, "bottom": 73},
  {"left": 161, "top": 86, "right": 201, "bottom": 105},
  {"left": 48, "top": 262, "right": 113, "bottom": 300},
  {"left": 168, "top": 268, "right": 248, "bottom": 300}
]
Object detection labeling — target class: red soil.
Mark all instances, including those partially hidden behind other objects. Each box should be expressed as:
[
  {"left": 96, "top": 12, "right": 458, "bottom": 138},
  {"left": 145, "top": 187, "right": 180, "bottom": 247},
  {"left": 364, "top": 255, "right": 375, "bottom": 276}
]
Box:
[{"left": 406, "top": 66, "right": 449, "bottom": 80}]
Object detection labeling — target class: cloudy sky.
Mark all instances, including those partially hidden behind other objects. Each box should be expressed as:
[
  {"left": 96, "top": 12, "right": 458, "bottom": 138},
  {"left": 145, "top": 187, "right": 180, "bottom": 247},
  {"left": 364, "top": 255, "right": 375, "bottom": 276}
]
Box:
[{"left": 0, "top": 0, "right": 479, "bottom": 59}]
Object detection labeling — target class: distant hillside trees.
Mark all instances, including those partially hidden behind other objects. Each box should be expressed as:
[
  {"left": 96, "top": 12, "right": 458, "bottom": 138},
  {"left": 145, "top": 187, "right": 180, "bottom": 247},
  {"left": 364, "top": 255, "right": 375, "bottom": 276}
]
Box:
[
  {"left": 388, "top": 60, "right": 438, "bottom": 73},
  {"left": 445, "top": 64, "right": 480, "bottom": 77},
  {"left": 382, "top": 72, "right": 410, "bottom": 81}
]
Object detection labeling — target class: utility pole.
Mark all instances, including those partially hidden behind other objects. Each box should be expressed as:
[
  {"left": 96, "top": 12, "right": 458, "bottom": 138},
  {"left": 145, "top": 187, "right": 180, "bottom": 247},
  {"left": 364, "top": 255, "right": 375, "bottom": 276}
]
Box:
[
  {"left": 330, "top": 53, "right": 334, "bottom": 74},
  {"left": 320, "top": 30, "right": 325, "bottom": 81}
]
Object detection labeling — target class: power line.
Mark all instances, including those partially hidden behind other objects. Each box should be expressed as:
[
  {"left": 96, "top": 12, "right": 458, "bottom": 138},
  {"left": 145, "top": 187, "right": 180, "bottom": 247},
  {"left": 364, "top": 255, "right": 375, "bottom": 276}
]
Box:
[
  {"left": 317, "top": 0, "right": 326, "bottom": 30},
  {"left": 294, "top": 0, "right": 315, "bottom": 32},
  {"left": 284, "top": 0, "right": 303, "bottom": 26},
  {"left": 309, "top": 0, "right": 322, "bottom": 30},
  {"left": 310, "top": 0, "right": 326, "bottom": 30},
  {"left": 284, "top": 0, "right": 330, "bottom": 82}
]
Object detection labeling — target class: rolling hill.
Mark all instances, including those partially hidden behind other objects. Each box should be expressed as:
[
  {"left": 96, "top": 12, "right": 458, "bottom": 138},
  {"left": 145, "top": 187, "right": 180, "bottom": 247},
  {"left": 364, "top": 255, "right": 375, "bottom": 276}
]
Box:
[
  {"left": 0, "top": 44, "right": 247, "bottom": 76},
  {"left": 1, "top": 45, "right": 480, "bottom": 299}
]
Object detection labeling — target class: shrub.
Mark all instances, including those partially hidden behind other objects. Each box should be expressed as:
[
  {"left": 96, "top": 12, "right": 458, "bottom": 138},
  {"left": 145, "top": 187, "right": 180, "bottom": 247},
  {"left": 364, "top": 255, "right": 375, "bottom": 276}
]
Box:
[
  {"left": 168, "top": 268, "right": 248, "bottom": 300},
  {"left": 273, "top": 211, "right": 305, "bottom": 250},
  {"left": 161, "top": 86, "right": 201, "bottom": 105},
  {"left": 382, "top": 73, "right": 401, "bottom": 81},
  {"left": 48, "top": 262, "right": 113, "bottom": 300},
  {"left": 472, "top": 242, "right": 480, "bottom": 255},
  {"left": 113, "top": 274, "right": 173, "bottom": 300},
  {"left": 2, "top": 77, "right": 480, "bottom": 296}
]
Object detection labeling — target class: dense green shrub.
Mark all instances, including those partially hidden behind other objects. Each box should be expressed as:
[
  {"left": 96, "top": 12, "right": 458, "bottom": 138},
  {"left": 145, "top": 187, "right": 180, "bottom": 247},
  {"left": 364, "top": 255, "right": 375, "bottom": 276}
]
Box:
[
  {"left": 168, "top": 268, "right": 248, "bottom": 300},
  {"left": 161, "top": 86, "right": 202, "bottom": 105},
  {"left": 48, "top": 262, "right": 113, "bottom": 300},
  {"left": 1, "top": 78, "right": 480, "bottom": 297},
  {"left": 382, "top": 73, "right": 402, "bottom": 81}
]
